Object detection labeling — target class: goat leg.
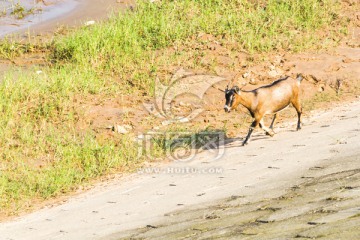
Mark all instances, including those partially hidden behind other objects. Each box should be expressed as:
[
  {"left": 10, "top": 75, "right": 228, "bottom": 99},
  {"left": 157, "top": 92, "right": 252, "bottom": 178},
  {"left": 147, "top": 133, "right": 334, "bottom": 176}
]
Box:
[
  {"left": 297, "top": 111, "right": 301, "bottom": 130},
  {"left": 292, "top": 100, "right": 302, "bottom": 131},
  {"left": 269, "top": 113, "right": 277, "bottom": 129},
  {"left": 242, "top": 120, "right": 258, "bottom": 145},
  {"left": 259, "top": 118, "right": 274, "bottom": 137}
]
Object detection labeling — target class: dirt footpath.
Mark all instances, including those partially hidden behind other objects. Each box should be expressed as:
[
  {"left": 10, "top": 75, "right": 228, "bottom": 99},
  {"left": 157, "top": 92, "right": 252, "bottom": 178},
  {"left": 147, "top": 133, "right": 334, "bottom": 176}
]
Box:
[
  {"left": 114, "top": 154, "right": 360, "bottom": 240},
  {"left": 1, "top": 98, "right": 360, "bottom": 239}
]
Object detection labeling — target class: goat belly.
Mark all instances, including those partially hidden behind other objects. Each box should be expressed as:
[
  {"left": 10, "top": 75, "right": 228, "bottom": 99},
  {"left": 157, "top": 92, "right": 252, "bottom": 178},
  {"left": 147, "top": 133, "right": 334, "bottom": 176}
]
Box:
[
  {"left": 274, "top": 104, "right": 290, "bottom": 113},
  {"left": 264, "top": 104, "right": 289, "bottom": 115},
  {"left": 262, "top": 98, "right": 290, "bottom": 114}
]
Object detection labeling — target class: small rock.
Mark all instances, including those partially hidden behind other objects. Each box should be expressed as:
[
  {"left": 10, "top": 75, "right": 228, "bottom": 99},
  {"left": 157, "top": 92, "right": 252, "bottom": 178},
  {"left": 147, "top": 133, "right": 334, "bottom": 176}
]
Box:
[
  {"left": 242, "top": 72, "right": 251, "bottom": 78},
  {"left": 337, "top": 138, "right": 347, "bottom": 144},
  {"left": 162, "top": 120, "right": 172, "bottom": 126},
  {"left": 318, "top": 85, "right": 325, "bottom": 92},
  {"left": 249, "top": 78, "right": 257, "bottom": 85},
  {"left": 114, "top": 125, "right": 128, "bottom": 134},
  {"left": 268, "top": 70, "right": 278, "bottom": 77},
  {"left": 179, "top": 117, "right": 190, "bottom": 123},
  {"left": 84, "top": 20, "right": 95, "bottom": 26}
]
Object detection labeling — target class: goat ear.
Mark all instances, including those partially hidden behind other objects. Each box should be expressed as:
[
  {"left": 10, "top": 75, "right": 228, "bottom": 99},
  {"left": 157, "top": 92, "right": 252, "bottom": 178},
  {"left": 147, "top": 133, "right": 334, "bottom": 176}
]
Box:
[
  {"left": 296, "top": 73, "right": 303, "bottom": 82},
  {"left": 211, "top": 86, "right": 225, "bottom": 92},
  {"left": 233, "top": 86, "right": 240, "bottom": 94}
]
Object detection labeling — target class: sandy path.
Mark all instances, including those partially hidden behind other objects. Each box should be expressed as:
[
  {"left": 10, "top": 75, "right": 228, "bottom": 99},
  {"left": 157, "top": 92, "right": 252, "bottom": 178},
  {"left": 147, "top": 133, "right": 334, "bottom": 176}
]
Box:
[
  {"left": 0, "top": 99, "right": 359, "bottom": 239},
  {"left": 115, "top": 153, "right": 360, "bottom": 239}
]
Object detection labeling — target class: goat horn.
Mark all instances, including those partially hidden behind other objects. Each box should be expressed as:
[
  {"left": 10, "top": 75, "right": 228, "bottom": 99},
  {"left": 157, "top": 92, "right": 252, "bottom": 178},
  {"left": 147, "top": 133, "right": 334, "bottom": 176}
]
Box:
[
  {"left": 227, "top": 78, "right": 233, "bottom": 89},
  {"left": 212, "top": 86, "right": 225, "bottom": 93}
]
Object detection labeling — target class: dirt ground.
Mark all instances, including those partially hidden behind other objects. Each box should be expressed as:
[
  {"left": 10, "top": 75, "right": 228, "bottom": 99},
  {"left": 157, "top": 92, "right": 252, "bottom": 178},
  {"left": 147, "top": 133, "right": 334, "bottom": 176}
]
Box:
[
  {"left": 114, "top": 155, "right": 360, "bottom": 240},
  {"left": 112, "top": 139, "right": 360, "bottom": 240}
]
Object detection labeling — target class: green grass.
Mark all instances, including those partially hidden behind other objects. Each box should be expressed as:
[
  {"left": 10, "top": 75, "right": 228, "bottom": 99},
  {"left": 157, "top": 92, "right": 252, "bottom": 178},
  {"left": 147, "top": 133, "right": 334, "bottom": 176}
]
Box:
[
  {"left": 0, "top": 1, "right": 41, "bottom": 20},
  {"left": 0, "top": 0, "right": 352, "bottom": 216},
  {"left": 0, "top": 68, "right": 142, "bottom": 214},
  {"left": 303, "top": 91, "right": 340, "bottom": 111},
  {"left": 50, "top": 0, "right": 345, "bottom": 93}
]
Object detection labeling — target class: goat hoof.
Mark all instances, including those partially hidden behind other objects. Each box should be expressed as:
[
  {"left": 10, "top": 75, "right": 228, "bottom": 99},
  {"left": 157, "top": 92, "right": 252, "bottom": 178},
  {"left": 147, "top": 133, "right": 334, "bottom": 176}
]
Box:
[{"left": 266, "top": 131, "right": 275, "bottom": 137}]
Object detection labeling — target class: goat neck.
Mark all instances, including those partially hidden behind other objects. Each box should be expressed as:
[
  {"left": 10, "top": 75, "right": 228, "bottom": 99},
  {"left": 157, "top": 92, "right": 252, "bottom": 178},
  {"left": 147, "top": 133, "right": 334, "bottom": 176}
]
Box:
[{"left": 233, "top": 90, "right": 256, "bottom": 112}]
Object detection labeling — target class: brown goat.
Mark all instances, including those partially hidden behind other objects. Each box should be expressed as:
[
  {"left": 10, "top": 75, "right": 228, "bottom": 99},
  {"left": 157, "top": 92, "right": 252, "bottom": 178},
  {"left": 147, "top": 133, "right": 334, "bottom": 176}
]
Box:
[{"left": 224, "top": 74, "right": 303, "bottom": 146}]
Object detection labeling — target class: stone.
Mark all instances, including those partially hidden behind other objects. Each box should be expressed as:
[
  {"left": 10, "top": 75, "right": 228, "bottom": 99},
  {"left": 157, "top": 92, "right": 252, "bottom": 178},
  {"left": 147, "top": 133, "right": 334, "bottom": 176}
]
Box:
[{"left": 114, "top": 125, "right": 128, "bottom": 134}]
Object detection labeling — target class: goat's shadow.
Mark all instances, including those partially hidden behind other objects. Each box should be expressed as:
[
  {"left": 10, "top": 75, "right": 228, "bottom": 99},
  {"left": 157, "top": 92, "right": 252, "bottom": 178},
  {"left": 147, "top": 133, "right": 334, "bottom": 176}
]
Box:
[
  {"left": 220, "top": 127, "right": 302, "bottom": 149},
  {"left": 190, "top": 129, "right": 275, "bottom": 151},
  {"left": 221, "top": 135, "right": 271, "bottom": 149},
  {"left": 161, "top": 127, "right": 297, "bottom": 156}
]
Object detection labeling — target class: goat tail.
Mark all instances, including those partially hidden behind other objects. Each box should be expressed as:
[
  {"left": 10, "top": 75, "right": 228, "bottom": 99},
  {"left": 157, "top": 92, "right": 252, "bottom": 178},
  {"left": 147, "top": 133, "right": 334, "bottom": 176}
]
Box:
[{"left": 296, "top": 74, "right": 303, "bottom": 83}]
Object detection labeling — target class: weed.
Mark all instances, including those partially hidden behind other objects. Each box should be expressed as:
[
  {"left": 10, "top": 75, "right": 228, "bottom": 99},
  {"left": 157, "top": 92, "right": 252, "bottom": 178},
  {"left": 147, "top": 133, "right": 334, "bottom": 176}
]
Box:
[{"left": 303, "top": 91, "right": 340, "bottom": 111}]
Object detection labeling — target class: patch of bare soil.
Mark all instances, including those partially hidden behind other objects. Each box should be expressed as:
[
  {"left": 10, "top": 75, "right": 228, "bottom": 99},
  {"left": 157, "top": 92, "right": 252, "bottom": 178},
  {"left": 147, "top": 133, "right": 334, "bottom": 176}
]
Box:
[{"left": 85, "top": 44, "right": 360, "bottom": 142}]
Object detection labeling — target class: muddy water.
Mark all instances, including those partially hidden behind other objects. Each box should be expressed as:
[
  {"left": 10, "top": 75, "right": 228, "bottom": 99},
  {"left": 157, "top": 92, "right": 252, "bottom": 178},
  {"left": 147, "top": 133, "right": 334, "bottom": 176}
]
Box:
[
  {"left": 0, "top": 0, "right": 131, "bottom": 38},
  {"left": 0, "top": 0, "right": 78, "bottom": 37}
]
